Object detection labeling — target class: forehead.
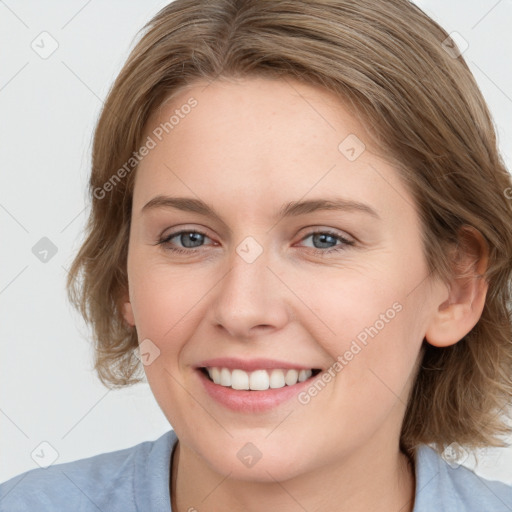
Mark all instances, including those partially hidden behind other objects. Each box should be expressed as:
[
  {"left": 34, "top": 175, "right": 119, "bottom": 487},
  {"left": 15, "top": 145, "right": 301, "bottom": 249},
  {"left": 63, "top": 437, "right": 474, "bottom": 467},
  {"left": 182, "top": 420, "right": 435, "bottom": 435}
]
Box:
[
  {"left": 133, "top": 76, "right": 413, "bottom": 222},
  {"left": 145, "top": 76, "right": 371, "bottom": 156}
]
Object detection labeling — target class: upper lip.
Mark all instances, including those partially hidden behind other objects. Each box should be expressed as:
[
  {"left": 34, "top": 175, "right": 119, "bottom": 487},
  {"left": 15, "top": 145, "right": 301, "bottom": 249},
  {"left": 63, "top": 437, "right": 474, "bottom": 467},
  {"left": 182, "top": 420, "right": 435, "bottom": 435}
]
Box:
[{"left": 196, "top": 357, "right": 319, "bottom": 372}]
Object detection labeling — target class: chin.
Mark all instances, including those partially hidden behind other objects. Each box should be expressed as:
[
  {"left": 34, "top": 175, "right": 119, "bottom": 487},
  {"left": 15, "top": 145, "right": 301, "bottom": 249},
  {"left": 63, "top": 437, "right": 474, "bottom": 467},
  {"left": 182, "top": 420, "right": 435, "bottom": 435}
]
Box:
[{"left": 199, "top": 441, "right": 313, "bottom": 483}]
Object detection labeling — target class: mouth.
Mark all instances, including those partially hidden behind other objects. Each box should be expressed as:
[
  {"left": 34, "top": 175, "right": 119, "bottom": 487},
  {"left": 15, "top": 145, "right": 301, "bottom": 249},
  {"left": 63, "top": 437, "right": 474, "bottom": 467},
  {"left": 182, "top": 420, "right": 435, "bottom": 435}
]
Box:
[{"left": 199, "top": 366, "right": 322, "bottom": 391}]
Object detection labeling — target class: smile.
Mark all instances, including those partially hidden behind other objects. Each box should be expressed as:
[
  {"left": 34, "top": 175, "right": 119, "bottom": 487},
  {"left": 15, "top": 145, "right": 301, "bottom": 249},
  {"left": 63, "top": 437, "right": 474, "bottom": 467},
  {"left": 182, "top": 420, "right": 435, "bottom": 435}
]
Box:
[{"left": 201, "top": 367, "right": 321, "bottom": 391}]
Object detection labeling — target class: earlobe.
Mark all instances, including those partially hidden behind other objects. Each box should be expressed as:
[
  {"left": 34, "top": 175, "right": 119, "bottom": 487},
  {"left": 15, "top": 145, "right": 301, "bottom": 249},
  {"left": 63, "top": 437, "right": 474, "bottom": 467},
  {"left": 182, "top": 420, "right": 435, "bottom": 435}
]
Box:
[
  {"left": 424, "top": 226, "right": 489, "bottom": 348},
  {"left": 120, "top": 291, "right": 136, "bottom": 327},
  {"left": 122, "top": 301, "right": 136, "bottom": 327}
]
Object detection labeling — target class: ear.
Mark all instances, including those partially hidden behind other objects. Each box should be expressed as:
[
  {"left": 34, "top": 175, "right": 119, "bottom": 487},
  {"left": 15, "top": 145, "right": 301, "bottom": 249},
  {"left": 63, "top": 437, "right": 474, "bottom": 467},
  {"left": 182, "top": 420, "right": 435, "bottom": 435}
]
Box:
[
  {"left": 425, "top": 226, "right": 489, "bottom": 348},
  {"left": 119, "top": 288, "right": 136, "bottom": 327}
]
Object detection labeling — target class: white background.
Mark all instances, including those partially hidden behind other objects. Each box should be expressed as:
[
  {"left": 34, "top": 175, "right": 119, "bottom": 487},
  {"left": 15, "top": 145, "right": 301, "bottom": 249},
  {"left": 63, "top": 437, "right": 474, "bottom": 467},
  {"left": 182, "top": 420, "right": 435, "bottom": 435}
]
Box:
[{"left": 1, "top": 0, "right": 511, "bottom": 485}]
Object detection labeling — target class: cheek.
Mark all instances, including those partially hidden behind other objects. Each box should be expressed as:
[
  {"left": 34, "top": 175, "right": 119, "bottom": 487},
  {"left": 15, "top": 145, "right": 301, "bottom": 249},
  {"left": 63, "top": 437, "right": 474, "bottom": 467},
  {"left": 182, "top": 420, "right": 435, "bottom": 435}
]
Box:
[
  {"left": 127, "top": 258, "right": 218, "bottom": 391},
  {"left": 292, "top": 274, "right": 425, "bottom": 452},
  {"left": 300, "top": 253, "right": 427, "bottom": 397},
  {"left": 292, "top": 266, "right": 409, "bottom": 350},
  {"left": 127, "top": 260, "right": 206, "bottom": 422},
  {"left": 128, "top": 257, "right": 206, "bottom": 338}
]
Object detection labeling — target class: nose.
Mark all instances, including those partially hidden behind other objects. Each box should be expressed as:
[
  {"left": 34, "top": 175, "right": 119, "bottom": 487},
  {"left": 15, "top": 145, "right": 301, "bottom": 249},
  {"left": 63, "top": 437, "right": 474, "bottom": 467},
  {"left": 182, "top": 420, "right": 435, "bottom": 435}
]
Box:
[{"left": 210, "top": 243, "right": 290, "bottom": 340}]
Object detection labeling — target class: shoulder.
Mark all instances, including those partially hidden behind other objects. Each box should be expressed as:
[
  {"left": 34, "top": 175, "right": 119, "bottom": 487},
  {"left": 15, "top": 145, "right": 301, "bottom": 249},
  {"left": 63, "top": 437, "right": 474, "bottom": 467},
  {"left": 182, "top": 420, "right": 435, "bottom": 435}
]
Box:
[
  {"left": 413, "top": 444, "right": 512, "bottom": 512},
  {"left": 0, "top": 430, "right": 177, "bottom": 512}
]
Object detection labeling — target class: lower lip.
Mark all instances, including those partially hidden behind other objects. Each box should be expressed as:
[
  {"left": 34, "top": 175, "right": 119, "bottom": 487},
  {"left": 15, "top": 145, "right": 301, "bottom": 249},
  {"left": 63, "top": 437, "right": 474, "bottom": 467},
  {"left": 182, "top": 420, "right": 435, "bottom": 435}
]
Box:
[{"left": 197, "top": 369, "right": 316, "bottom": 413}]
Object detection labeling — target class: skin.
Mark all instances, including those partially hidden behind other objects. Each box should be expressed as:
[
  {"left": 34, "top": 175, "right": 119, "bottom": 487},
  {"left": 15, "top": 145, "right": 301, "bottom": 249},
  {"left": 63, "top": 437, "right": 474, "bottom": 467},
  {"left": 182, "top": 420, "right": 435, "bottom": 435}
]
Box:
[{"left": 121, "top": 76, "right": 489, "bottom": 512}]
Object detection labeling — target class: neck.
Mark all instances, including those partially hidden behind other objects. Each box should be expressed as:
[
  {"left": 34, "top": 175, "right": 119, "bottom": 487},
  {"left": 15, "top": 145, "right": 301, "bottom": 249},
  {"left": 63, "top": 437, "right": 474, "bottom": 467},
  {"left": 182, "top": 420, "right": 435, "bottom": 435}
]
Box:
[{"left": 170, "top": 439, "right": 416, "bottom": 512}]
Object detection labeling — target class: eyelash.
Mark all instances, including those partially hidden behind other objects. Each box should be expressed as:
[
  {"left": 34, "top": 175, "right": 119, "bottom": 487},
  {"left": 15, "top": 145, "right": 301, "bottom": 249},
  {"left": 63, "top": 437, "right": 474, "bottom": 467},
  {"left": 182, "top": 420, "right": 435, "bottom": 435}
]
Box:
[{"left": 156, "top": 229, "right": 355, "bottom": 255}]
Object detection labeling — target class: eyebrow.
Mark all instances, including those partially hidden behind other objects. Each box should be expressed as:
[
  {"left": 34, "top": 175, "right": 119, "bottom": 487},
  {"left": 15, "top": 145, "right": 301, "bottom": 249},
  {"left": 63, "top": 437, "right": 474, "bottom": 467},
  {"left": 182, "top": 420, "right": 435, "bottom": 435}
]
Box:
[{"left": 141, "top": 195, "right": 380, "bottom": 221}]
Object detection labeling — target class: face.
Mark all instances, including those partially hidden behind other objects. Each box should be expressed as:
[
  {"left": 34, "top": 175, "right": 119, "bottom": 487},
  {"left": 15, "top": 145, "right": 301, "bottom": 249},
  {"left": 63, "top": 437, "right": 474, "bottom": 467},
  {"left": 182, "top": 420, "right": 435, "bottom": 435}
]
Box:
[{"left": 122, "top": 76, "right": 438, "bottom": 481}]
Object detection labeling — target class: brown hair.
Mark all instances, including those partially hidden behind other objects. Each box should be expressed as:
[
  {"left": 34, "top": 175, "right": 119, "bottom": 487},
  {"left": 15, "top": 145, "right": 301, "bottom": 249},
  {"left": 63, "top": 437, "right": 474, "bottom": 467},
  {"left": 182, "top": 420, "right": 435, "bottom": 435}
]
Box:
[{"left": 66, "top": 0, "right": 512, "bottom": 455}]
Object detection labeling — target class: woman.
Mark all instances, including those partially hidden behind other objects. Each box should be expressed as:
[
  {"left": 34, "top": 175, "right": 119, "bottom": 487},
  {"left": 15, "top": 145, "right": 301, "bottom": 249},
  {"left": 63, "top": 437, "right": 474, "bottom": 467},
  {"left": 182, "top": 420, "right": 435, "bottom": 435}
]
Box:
[{"left": 2, "top": 0, "right": 511, "bottom": 510}]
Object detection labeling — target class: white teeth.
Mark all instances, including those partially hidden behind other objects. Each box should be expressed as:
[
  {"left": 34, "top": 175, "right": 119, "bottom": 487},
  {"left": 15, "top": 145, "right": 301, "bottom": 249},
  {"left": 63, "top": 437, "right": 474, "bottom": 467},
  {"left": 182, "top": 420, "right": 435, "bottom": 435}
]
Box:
[
  {"left": 231, "top": 369, "right": 249, "bottom": 390},
  {"left": 285, "top": 369, "right": 299, "bottom": 386},
  {"left": 269, "top": 369, "right": 286, "bottom": 389},
  {"left": 298, "top": 369, "right": 309, "bottom": 382},
  {"left": 210, "top": 367, "right": 221, "bottom": 384},
  {"left": 249, "top": 370, "right": 269, "bottom": 391},
  {"left": 220, "top": 368, "right": 231, "bottom": 386},
  {"left": 205, "top": 367, "right": 313, "bottom": 391}
]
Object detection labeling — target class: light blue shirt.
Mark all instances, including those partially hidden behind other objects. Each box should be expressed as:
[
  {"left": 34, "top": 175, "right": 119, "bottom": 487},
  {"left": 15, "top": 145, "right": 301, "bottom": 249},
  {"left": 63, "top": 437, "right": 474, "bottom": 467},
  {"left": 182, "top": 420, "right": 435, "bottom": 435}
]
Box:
[{"left": 1, "top": 429, "right": 511, "bottom": 511}]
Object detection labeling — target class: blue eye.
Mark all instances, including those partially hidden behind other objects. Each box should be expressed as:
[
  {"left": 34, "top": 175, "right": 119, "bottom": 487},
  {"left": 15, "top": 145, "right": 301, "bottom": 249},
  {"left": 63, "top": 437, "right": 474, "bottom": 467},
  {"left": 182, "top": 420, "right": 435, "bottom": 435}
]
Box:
[
  {"left": 157, "top": 229, "right": 354, "bottom": 255},
  {"left": 299, "top": 231, "right": 354, "bottom": 253},
  {"left": 157, "top": 230, "right": 211, "bottom": 254}
]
